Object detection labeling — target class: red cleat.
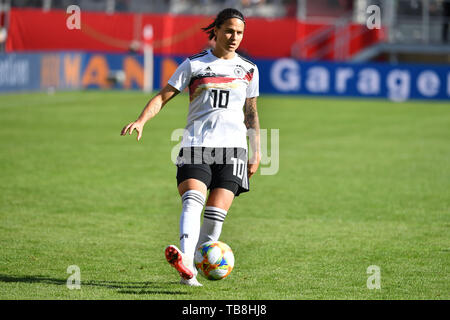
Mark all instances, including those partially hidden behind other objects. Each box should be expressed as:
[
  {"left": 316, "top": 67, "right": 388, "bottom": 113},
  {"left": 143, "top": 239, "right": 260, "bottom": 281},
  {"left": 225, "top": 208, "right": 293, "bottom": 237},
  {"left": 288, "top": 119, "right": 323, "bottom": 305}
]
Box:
[{"left": 165, "top": 245, "right": 194, "bottom": 280}]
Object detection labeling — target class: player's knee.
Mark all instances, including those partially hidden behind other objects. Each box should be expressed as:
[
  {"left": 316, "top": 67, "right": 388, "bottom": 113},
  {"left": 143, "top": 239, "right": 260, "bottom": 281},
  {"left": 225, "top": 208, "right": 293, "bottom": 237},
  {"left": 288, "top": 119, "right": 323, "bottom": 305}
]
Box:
[
  {"left": 206, "top": 188, "right": 235, "bottom": 211},
  {"left": 178, "top": 178, "right": 208, "bottom": 197},
  {"left": 181, "top": 189, "right": 206, "bottom": 210}
]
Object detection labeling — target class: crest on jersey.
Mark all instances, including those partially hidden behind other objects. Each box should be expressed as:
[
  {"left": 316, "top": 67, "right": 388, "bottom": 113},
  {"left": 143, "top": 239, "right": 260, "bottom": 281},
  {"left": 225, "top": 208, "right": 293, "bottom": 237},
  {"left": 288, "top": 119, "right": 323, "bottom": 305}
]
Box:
[{"left": 234, "top": 65, "right": 245, "bottom": 78}]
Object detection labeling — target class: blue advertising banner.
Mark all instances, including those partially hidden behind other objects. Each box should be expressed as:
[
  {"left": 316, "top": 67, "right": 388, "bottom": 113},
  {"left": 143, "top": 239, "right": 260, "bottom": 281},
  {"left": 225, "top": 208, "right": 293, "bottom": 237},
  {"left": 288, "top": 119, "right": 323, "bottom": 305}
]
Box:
[
  {"left": 0, "top": 52, "right": 448, "bottom": 101},
  {"left": 0, "top": 54, "right": 42, "bottom": 92},
  {"left": 260, "top": 58, "right": 449, "bottom": 101}
]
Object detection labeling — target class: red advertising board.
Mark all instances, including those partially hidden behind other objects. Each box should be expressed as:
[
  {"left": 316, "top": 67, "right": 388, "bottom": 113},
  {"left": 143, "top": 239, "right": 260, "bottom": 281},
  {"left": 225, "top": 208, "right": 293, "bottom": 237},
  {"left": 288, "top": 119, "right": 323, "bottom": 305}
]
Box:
[{"left": 6, "top": 8, "right": 382, "bottom": 60}]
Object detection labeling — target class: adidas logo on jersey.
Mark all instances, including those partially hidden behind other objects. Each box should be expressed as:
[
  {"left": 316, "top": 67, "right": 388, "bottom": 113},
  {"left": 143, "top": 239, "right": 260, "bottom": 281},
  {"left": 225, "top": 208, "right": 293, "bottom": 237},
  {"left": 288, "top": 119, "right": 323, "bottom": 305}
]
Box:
[
  {"left": 204, "top": 66, "right": 215, "bottom": 75},
  {"left": 197, "top": 66, "right": 216, "bottom": 78}
]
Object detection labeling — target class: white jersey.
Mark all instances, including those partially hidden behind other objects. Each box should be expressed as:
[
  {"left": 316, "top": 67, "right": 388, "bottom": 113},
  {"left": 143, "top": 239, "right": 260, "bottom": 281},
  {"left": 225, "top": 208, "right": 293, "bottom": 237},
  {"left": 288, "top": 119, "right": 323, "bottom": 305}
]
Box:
[{"left": 168, "top": 49, "right": 259, "bottom": 150}]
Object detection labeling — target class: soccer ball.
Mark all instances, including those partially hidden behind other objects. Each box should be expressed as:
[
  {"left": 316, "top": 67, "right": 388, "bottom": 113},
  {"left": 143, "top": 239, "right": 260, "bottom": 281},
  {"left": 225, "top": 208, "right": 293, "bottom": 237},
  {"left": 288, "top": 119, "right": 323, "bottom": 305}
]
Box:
[{"left": 194, "top": 241, "right": 234, "bottom": 280}]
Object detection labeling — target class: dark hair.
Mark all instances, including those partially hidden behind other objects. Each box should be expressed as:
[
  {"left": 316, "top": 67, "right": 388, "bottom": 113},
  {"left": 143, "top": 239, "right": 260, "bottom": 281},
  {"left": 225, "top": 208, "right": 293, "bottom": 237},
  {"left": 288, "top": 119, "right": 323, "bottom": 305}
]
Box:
[{"left": 202, "top": 8, "right": 246, "bottom": 40}]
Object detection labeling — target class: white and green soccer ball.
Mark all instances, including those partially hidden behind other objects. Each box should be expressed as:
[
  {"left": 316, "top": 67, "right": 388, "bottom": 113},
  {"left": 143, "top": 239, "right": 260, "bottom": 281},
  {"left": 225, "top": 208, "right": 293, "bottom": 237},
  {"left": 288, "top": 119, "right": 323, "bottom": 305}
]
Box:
[{"left": 194, "top": 241, "right": 235, "bottom": 280}]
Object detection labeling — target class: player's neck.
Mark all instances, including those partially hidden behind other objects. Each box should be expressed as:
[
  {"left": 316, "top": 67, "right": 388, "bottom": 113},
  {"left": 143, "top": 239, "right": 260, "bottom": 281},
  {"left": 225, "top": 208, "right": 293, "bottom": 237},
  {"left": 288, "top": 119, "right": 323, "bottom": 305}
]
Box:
[{"left": 211, "top": 47, "right": 236, "bottom": 60}]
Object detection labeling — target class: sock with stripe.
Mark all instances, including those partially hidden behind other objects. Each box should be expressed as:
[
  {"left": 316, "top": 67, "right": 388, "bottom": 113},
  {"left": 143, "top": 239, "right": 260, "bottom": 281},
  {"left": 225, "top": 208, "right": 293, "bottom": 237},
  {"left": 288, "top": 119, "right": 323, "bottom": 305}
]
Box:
[
  {"left": 197, "top": 206, "right": 228, "bottom": 246},
  {"left": 179, "top": 190, "right": 206, "bottom": 269}
]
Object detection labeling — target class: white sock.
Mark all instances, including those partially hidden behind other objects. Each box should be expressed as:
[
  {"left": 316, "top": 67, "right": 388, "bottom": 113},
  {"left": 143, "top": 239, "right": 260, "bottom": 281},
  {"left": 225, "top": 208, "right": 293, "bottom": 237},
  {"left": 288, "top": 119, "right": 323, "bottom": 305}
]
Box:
[
  {"left": 179, "top": 190, "right": 206, "bottom": 268},
  {"left": 197, "top": 206, "right": 228, "bottom": 248}
]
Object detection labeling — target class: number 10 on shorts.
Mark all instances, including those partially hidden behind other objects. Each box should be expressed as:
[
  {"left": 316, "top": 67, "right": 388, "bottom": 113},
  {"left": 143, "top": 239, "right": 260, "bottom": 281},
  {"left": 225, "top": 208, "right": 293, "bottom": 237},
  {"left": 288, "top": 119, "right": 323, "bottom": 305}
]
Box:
[{"left": 231, "top": 157, "right": 245, "bottom": 179}]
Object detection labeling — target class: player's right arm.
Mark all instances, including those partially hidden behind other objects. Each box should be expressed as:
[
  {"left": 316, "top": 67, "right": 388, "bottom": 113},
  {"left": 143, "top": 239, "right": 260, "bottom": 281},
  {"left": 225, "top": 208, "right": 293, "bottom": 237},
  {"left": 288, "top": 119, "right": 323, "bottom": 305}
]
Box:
[{"left": 120, "top": 84, "right": 179, "bottom": 141}]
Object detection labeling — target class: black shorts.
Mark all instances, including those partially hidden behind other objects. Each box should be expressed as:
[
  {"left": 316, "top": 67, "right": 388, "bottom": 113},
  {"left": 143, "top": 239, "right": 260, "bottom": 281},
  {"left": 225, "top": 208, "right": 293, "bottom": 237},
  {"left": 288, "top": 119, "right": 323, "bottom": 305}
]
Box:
[{"left": 176, "top": 147, "right": 250, "bottom": 197}]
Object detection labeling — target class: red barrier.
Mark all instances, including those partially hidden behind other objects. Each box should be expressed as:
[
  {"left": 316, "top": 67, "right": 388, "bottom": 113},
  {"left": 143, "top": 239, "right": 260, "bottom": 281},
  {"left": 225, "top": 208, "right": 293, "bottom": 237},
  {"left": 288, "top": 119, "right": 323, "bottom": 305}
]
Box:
[{"left": 6, "top": 8, "right": 382, "bottom": 59}]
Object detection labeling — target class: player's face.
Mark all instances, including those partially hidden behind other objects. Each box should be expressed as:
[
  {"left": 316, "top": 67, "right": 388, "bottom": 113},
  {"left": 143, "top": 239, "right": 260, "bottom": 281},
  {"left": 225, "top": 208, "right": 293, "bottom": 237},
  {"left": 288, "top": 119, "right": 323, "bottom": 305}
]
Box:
[{"left": 214, "top": 18, "right": 245, "bottom": 53}]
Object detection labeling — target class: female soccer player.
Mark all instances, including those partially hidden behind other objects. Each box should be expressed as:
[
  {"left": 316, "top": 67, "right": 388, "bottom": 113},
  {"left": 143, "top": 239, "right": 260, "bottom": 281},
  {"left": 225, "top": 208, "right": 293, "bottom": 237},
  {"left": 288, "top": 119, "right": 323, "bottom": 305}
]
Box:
[{"left": 121, "top": 8, "right": 260, "bottom": 286}]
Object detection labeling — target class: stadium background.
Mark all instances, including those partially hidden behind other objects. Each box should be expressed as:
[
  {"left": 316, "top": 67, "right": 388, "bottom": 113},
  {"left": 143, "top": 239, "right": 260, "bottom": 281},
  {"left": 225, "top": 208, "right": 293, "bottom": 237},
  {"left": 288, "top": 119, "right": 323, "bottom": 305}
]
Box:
[
  {"left": 1, "top": 0, "right": 449, "bottom": 99},
  {"left": 0, "top": 0, "right": 449, "bottom": 300}
]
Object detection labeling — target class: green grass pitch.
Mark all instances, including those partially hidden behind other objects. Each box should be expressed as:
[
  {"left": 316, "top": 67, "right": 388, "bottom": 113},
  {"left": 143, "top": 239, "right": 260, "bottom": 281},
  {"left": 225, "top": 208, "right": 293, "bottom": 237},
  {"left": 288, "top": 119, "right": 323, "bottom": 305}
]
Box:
[{"left": 0, "top": 91, "right": 448, "bottom": 299}]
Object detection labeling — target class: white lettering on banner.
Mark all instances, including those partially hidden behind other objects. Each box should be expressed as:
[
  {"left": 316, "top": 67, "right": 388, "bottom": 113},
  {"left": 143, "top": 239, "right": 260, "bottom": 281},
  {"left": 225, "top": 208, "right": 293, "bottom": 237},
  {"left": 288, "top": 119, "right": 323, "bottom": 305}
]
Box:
[
  {"left": 447, "top": 72, "right": 450, "bottom": 97},
  {"left": 387, "top": 70, "right": 411, "bottom": 102},
  {"left": 270, "top": 58, "right": 300, "bottom": 92},
  {"left": 335, "top": 68, "right": 354, "bottom": 93},
  {"left": 0, "top": 57, "right": 29, "bottom": 87},
  {"left": 357, "top": 68, "right": 381, "bottom": 95},
  {"left": 417, "top": 71, "right": 440, "bottom": 97},
  {"left": 306, "top": 66, "right": 329, "bottom": 93}
]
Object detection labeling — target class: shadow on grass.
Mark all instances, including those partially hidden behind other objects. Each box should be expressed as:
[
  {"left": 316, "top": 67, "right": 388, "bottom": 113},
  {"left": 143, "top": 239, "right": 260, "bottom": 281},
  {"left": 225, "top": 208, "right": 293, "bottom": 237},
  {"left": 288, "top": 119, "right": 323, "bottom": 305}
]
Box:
[{"left": 0, "top": 274, "right": 189, "bottom": 296}]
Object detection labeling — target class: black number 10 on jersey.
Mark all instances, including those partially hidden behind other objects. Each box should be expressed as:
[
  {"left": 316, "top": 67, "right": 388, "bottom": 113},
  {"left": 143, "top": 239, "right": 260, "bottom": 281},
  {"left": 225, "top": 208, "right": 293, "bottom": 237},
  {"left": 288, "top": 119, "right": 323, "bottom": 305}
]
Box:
[{"left": 211, "top": 89, "right": 229, "bottom": 108}]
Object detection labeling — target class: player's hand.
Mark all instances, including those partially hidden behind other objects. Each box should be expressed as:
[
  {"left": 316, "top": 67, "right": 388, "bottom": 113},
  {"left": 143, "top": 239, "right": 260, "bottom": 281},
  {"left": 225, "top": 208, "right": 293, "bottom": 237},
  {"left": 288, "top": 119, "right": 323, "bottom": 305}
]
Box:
[
  {"left": 247, "top": 154, "right": 260, "bottom": 178},
  {"left": 120, "top": 121, "right": 144, "bottom": 141}
]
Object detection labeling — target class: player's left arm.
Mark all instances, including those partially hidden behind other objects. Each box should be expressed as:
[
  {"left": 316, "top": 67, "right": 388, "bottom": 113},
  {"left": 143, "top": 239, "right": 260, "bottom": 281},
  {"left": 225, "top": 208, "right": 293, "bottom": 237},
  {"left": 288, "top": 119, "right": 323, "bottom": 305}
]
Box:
[{"left": 244, "top": 97, "right": 261, "bottom": 178}]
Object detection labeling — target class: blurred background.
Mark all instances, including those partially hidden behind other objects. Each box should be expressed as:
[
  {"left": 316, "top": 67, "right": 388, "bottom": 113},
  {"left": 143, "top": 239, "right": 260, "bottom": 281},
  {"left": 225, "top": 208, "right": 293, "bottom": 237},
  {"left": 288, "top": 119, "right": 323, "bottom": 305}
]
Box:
[{"left": 0, "top": 0, "right": 449, "bottom": 99}]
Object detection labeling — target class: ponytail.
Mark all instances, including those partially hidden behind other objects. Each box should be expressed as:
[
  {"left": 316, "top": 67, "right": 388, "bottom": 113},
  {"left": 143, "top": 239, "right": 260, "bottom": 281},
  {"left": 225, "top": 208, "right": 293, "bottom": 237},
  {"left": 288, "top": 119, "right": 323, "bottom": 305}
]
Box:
[{"left": 202, "top": 8, "right": 246, "bottom": 40}]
